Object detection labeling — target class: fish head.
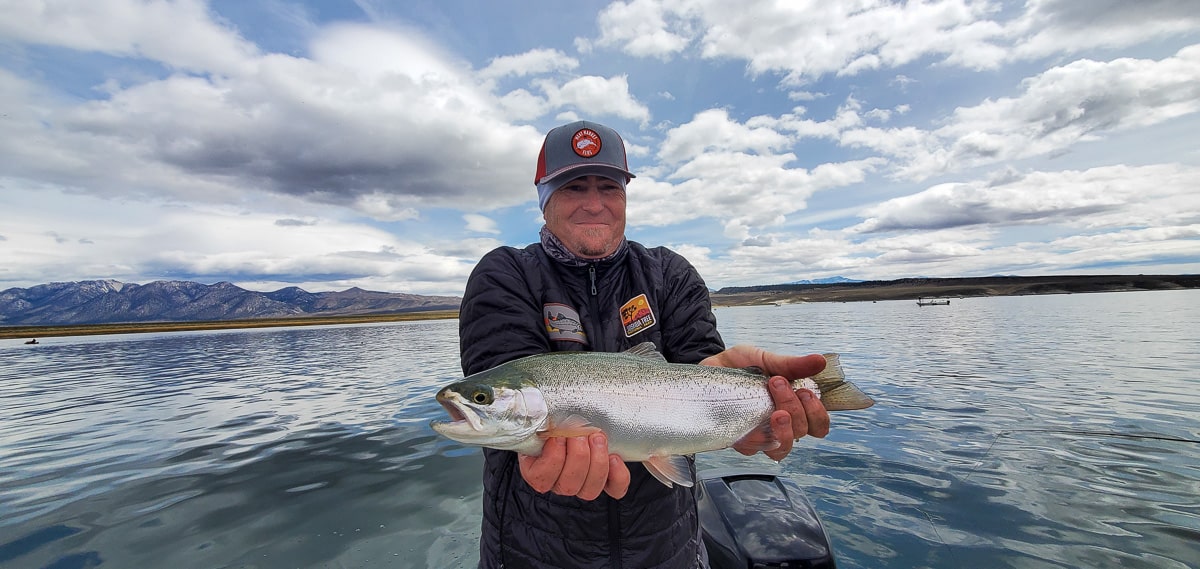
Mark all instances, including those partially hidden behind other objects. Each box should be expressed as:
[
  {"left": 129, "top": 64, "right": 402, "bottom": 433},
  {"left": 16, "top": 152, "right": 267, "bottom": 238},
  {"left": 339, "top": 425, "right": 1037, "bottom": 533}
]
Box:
[{"left": 430, "top": 377, "right": 549, "bottom": 453}]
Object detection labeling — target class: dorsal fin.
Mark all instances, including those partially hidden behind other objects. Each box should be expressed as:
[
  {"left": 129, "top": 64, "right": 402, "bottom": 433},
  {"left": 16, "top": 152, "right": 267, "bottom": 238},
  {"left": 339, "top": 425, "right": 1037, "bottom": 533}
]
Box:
[{"left": 623, "top": 342, "right": 668, "bottom": 362}]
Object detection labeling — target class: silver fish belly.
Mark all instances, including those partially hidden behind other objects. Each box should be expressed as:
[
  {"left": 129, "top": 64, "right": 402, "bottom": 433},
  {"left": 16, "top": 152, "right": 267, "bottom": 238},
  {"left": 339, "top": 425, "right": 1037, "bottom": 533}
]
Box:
[{"left": 432, "top": 342, "right": 874, "bottom": 487}]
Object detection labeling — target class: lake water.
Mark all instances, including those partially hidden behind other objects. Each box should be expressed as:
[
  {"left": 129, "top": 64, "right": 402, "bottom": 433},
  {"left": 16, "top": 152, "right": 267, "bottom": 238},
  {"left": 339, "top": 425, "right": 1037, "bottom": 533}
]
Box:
[{"left": 2, "top": 290, "right": 1198, "bottom": 569}]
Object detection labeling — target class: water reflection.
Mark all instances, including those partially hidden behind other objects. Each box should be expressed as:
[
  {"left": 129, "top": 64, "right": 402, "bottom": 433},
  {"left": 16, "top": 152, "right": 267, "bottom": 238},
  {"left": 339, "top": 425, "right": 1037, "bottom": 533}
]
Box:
[
  {"left": 2, "top": 424, "right": 483, "bottom": 568},
  {"left": 712, "top": 291, "right": 1200, "bottom": 569},
  {"left": 2, "top": 291, "right": 1199, "bottom": 569}
]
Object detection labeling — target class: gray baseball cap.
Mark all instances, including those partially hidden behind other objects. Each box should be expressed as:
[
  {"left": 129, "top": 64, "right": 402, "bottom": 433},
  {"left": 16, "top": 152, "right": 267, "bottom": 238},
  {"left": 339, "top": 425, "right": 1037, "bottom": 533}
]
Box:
[{"left": 534, "top": 120, "right": 635, "bottom": 189}]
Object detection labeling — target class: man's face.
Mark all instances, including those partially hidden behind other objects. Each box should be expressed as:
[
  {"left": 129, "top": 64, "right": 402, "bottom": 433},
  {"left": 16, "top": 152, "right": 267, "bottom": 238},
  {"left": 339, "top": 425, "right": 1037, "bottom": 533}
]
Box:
[{"left": 543, "top": 175, "right": 627, "bottom": 259}]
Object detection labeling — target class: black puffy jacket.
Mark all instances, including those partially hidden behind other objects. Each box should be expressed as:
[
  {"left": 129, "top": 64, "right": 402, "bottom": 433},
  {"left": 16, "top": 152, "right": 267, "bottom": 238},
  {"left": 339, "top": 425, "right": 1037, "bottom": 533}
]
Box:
[{"left": 459, "top": 239, "right": 725, "bottom": 569}]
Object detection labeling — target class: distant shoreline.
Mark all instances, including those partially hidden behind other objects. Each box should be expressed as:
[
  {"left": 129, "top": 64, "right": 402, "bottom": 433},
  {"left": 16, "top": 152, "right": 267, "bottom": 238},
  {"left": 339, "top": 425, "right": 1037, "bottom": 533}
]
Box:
[
  {"left": 709, "top": 274, "right": 1199, "bottom": 306},
  {"left": 5, "top": 275, "right": 1197, "bottom": 339},
  {"left": 0, "top": 311, "right": 460, "bottom": 340}
]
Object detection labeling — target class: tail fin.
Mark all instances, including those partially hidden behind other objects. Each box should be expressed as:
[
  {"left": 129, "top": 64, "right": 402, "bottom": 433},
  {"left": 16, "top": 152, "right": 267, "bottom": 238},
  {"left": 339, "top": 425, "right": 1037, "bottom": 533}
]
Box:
[{"left": 803, "top": 354, "right": 875, "bottom": 411}]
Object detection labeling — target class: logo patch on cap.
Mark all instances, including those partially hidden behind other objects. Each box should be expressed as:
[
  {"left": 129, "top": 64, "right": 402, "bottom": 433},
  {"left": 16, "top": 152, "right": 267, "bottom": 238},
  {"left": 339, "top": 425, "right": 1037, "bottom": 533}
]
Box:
[
  {"left": 544, "top": 303, "right": 587, "bottom": 344},
  {"left": 620, "top": 294, "right": 656, "bottom": 338},
  {"left": 571, "top": 128, "right": 602, "bottom": 158}
]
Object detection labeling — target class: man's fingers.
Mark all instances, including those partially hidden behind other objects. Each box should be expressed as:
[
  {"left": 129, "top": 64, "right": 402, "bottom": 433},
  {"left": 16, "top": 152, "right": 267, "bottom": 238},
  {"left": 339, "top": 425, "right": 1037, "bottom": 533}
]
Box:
[
  {"left": 701, "top": 347, "right": 827, "bottom": 382},
  {"left": 576, "top": 433, "right": 611, "bottom": 500},
  {"left": 604, "top": 455, "right": 631, "bottom": 499},
  {"left": 800, "top": 389, "right": 830, "bottom": 438},
  {"left": 769, "top": 376, "right": 807, "bottom": 433},
  {"left": 551, "top": 436, "right": 590, "bottom": 496},
  {"left": 765, "top": 410, "right": 794, "bottom": 461},
  {"left": 765, "top": 352, "right": 827, "bottom": 383},
  {"left": 765, "top": 376, "right": 808, "bottom": 461},
  {"left": 703, "top": 349, "right": 833, "bottom": 461},
  {"left": 519, "top": 437, "right": 566, "bottom": 493},
  {"left": 519, "top": 434, "right": 629, "bottom": 501}
]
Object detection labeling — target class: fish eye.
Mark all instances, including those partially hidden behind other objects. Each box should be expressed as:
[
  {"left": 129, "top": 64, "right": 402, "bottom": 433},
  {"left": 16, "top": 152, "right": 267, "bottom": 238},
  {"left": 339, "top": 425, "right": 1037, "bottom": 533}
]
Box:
[{"left": 472, "top": 390, "right": 492, "bottom": 404}]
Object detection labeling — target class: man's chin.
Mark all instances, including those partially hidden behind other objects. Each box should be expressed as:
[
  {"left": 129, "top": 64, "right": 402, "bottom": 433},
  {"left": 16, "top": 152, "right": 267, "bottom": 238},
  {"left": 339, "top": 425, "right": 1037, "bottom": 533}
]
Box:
[{"left": 573, "top": 240, "right": 619, "bottom": 258}]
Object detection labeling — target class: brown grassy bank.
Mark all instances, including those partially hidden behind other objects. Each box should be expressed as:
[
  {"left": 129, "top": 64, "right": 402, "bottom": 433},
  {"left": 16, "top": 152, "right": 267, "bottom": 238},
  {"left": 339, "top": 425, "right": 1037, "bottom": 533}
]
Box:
[
  {"left": 710, "top": 274, "right": 1200, "bottom": 306},
  {"left": 1, "top": 310, "right": 459, "bottom": 340}
]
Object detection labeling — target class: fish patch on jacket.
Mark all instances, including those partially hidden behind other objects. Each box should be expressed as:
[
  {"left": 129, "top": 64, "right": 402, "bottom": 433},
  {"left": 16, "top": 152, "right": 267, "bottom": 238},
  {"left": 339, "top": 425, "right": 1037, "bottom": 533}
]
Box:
[
  {"left": 544, "top": 303, "right": 587, "bottom": 344},
  {"left": 620, "top": 293, "right": 656, "bottom": 338}
]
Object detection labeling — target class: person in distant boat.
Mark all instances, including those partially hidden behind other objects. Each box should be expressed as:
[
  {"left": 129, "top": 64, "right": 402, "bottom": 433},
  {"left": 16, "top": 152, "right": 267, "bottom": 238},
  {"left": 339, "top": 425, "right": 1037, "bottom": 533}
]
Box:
[{"left": 459, "top": 120, "right": 832, "bottom": 569}]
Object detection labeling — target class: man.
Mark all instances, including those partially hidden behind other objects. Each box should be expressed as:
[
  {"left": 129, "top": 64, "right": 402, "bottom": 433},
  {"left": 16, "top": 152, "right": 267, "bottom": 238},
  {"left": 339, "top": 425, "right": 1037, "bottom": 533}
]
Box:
[{"left": 459, "top": 120, "right": 831, "bottom": 569}]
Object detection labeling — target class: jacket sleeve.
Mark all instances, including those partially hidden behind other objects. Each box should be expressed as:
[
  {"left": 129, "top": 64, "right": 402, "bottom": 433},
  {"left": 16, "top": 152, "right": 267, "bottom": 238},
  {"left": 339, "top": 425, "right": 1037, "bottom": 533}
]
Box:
[
  {"left": 459, "top": 248, "right": 551, "bottom": 375},
  {"left": 655, "top": 247, "right": 725, "bottom": 364}
]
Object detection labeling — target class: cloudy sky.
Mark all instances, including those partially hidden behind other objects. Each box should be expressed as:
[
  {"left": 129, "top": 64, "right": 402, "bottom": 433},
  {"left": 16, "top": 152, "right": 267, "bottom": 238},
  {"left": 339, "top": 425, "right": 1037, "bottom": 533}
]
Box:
[{"left": 1, "top": 0, "right": 1198, "bottom": 296}]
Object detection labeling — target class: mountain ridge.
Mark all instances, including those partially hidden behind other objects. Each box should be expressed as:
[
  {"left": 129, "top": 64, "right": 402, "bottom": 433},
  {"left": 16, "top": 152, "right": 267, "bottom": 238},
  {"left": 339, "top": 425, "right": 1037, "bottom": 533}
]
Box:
[{"left": 0, "top": 280, "right": 461, "bottom": 326}]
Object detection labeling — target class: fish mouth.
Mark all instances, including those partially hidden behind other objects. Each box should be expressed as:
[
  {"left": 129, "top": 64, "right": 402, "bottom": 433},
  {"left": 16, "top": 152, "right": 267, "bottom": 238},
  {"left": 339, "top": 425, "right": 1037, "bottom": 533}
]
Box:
[{"left": 434, "top": 392, "right": 483, "bottom": 432}]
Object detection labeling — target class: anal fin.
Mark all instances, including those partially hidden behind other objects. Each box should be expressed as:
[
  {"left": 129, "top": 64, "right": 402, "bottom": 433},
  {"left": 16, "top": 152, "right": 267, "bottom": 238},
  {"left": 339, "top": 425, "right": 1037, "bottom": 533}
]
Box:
[
  {"left": 643, "top": 455, "right": 694, "bottom": 488},
  {"left": 732, "top": 418, "right": 783, "bottom": 453}
]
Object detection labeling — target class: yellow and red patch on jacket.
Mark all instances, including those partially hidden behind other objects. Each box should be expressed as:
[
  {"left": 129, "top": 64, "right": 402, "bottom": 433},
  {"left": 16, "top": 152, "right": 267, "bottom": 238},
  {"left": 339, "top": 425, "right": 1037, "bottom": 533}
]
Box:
[{"left": 619, "top": 293, "right": 656, "bottom": 338}]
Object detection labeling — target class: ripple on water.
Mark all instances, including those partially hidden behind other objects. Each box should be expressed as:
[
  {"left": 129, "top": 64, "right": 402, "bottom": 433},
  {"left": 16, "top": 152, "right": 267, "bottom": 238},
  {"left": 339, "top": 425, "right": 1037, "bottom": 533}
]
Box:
[{"left": 3, "top": 294, "right": 1199, "bottom": 569}]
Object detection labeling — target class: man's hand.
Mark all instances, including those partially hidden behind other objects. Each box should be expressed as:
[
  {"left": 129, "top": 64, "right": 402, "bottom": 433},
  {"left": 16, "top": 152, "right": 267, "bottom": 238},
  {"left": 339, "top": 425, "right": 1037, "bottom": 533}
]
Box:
[
  {"left": 518, "top": 432, "right": 630, "bottom": 500},
  {"left": 701, "top": 345, "right": 831, "bottom": 461}
]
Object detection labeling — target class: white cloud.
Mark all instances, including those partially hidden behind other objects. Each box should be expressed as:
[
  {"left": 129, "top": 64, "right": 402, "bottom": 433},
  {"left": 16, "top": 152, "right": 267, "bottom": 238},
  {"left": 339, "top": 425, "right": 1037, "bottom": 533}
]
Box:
[
  {"left": 583, "top": 1, "right": 1200, "bottom": 84},
  {"left": 352, "top": 193, "right": 421, "bottom": 222},
  {"left": 2, "top": 0, "right": 1197, "bottom": 296},
  {"left": 479, "top": 48, "right": 579, "bottom": 80},
  {"left": 657, "top": 108, "right": 791, "bottom": 164},
  {"left": 768, "top": 99, "right": 867, "bottom": 141},
  {"left": 1009, "top": 0, "right": 1200, "bottom": 61},
  {"left": 537, "top": 74, "right": 652, "bottom": 124},
  {"left": 0, "top": 0, "right": 260, "bottom": 74},
  {"left": 587, "top": 0, "right": 1005, "bottom": 81},
  {"left": 842, "top": 45, "right": 1200, "bottom": 179},
  {"left": 310, "top": 22, "right": 472, "bottom": 84},
  {"left": 0, "top": 187, "right": 477, "bottom": 294},
  {"left": 463, "top": 214, "right": 501, "bottom": 235},
  {"left": 591, "top": 0, "right": 692, "bottom": 60},
  {"left": 673, "top": 162, "right": 1200, "bottom": 287},
  {"left": 0, "top": 18, "right": 547, "bottom": 214},
  {"left": 631, "top": 108, "right": 882, "bottom": 238},
  {"left": 853, "top": 164, "right": 1200, "bottom": 233},
  {"left": 496, "top": 88, "right": 549, "bottom": 121},
  {"left": 786, "top": 90, "right": 824, "bottom": 102}
]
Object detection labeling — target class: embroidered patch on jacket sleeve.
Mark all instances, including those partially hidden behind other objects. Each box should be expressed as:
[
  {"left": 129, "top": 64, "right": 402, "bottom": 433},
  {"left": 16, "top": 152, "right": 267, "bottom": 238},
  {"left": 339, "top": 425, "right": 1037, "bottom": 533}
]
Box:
[
  {"left": 619, "top": 293, "right": 656, "bottom": 338},
  {"left": 544, "top": 303, "right": 587, "bottom": 344}
]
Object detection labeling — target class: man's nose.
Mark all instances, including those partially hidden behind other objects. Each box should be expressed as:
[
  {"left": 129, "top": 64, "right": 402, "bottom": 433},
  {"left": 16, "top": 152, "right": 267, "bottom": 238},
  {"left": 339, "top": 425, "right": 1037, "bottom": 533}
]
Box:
[{"left": 581, "top": 188, "right": 605, "bottom": 210}]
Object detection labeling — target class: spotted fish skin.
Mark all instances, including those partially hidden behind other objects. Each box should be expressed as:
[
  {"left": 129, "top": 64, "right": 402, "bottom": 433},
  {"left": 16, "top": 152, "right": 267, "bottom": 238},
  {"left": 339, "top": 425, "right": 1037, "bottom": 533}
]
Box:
[{"left": 431, "top": 342, "right": 874, "bottom": 487}]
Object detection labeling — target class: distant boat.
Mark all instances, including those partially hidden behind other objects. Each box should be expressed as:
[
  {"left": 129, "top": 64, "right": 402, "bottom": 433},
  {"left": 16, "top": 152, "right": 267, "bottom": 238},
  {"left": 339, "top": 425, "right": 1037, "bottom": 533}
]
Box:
[
  {"left": 916, "top": 297, "right": 950, "bottom": 306},
  {"left": 25, "top": 338, "right": 39, "bottom": 344}
]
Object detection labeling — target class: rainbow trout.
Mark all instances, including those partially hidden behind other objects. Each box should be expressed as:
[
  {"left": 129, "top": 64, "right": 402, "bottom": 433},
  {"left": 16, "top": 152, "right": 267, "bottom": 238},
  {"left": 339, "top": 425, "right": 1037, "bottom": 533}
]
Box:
[{"left": 431, "top": 342, "right": 874, "bottom": 487}]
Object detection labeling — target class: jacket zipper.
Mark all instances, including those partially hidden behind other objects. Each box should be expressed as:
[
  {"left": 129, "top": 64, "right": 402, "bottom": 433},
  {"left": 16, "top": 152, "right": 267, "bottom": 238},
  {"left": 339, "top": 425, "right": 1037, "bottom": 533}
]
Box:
[
  {"left": 609, "top": 499, "right": 623, "bottom": 569},
  {"left": 587, "top": 261, "right": 620, "bottom": 567}
]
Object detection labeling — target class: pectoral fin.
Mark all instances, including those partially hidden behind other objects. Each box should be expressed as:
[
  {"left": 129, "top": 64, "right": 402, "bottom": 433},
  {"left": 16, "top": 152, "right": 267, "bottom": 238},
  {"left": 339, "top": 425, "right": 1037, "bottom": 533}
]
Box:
[
  {"left": 538, "top": 414, "right": 602, "bottom": 439},
  {"left": 643, "top": 455, "right": 695, "bottom": 488}
]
